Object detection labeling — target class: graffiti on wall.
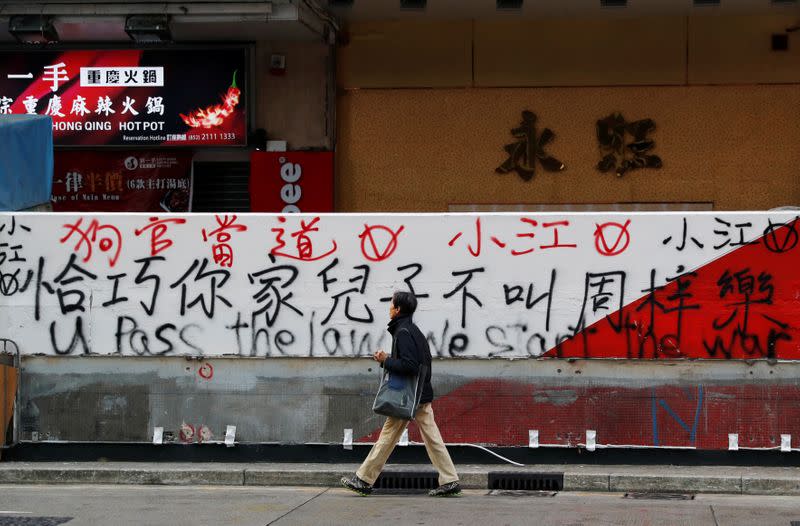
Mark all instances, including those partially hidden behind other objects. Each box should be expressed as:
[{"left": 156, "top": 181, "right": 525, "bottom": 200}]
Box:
[{"left": 0, "top": 212, "right": 798, "bottom": 359}]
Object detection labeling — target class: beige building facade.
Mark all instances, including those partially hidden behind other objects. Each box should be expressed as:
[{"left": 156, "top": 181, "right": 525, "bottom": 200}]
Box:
[{"left": 335, "top": 13, "right": 800, "bottom": 212}]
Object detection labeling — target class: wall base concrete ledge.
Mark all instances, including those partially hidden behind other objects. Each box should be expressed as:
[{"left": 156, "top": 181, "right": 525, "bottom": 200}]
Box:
[
  {"left": 2, "top": 463, "right": 800, "bottom": 495},
  {"left": 0, "top": 463, "right": 245, "bottom": 486}
]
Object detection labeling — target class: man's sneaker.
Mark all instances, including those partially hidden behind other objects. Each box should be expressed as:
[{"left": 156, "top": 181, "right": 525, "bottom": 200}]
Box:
[
  {"left": 340, "top": 475, "right": 373, "bottom": 496},
  {"left": 428, "top": 481, "right": 461, "bottom": 497}
]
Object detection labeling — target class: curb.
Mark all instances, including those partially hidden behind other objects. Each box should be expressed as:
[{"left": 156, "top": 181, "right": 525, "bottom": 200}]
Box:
[
  {"left": 2, "top": 464, "right": 800, "bottom": 495},
  {"left": 245, "top": 466, "right": 345, "bottom": 487},
  {"left": 743, "top": 476, "right": 800, "bottom": 495},
  {"left": 0, "top": 467, "right": 245, "bottom": 486},
  {"left": 609, "top": 474, "right": 741, "bottom": 494},
  {"left": 563, "top": 473, "right": 610, "bottom": 491}
]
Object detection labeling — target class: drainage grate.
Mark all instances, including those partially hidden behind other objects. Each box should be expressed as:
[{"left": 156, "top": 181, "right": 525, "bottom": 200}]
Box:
[
  {"left": 488, "top": 490, "right": 557, "bottom": 497},
  {"left": 624, "top": 492, "right": 695, "bottom": 500},
  {"left": 0, "top": 519, "right": 73, "bottom": 526},
  {"left": 372, "top": 471, "right": 438, "bottom": 493},
  {"left": 488, "top": 472, "right": 564, "bottom": 491},
  {"left": 790, "top": 522, "right": 800, "bottom": 526}
]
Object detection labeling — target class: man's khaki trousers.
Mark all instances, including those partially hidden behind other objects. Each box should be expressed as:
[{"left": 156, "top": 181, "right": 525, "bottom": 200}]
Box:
[{"left": 356, "top": 402, "right": 459, "bottom": 486}]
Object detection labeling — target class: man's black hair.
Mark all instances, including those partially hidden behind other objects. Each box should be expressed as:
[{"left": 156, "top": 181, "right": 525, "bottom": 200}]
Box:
[{"left": 392, "top": 291, "right": 417, "bottom": 315}]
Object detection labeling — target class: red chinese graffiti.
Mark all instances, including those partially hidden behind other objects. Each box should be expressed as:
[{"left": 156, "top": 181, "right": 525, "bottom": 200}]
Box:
[
  {"left": 270, "top": 216, "right": 337, "bottom": 261},
  {"left": 539, "top": 220, "right": 578, "bottom": 250},
  {"left": 508, "top": 217, "right": 538, "bottom": 256},
  {"left": 451, "top": 217, "right": 578, "bottom": 257},
  {"left": 359, "top": 223, "right": 405, "bottom": 262},
  {"left": 134, "top": 216, "right": 187, "bottom": 256},
  {"left": 594, "top": 219, "right": 631, "bottom": 256},
  {"left": 449, "top": 217, "right": 482, "bottom": 257},
  {"left": 60, "top": 218, "right": 122, "bottom": 267},
  {"left": 202, "top": 214, "right": 248, "bottom": 268}
]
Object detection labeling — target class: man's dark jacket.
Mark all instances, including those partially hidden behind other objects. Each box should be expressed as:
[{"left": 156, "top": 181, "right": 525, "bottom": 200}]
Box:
[{"left": 382, "top": 314, "right": 434, "bottom": 405}]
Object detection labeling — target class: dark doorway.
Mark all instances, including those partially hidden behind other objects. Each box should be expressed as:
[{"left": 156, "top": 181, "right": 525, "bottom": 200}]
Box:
[{"left": 191, "top": 161, "right": 250, "bottom": 212}]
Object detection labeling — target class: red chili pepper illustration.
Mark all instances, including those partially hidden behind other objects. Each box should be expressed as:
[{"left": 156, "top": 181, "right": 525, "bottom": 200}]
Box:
[{"left": 179, "top": 70, "right": 241, "bottom": 129}]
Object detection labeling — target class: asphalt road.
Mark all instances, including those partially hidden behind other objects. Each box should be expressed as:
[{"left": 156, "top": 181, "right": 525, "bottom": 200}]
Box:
[{"left": 1, "top": 485, "right": 799, "bottom": 526}]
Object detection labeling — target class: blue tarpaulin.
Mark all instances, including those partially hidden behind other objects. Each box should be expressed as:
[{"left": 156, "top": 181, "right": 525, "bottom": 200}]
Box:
[{"left": 0, "top": 115, "right": 53, "bottom": 211}]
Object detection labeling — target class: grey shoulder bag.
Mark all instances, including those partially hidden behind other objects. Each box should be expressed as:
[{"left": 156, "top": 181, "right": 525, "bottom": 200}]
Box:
[{"left": 372, "top": 328, "right": 427, "bottom": 421}]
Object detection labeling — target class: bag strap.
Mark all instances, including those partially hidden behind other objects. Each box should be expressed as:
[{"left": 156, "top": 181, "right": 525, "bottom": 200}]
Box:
[
  {"left": 382, "top": 327, "right": 413, "bottom": 381},
  {"left": 391, "top": 327, "right": 410, "bottom": 359}
]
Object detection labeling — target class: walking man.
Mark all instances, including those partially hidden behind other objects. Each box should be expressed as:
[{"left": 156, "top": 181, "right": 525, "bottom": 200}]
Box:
[{"left": 341, "top": 291, "right": 461, "bottom": 497}]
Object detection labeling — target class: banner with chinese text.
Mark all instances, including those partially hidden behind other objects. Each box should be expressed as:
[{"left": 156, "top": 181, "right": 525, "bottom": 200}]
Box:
[
  {"left": 52, "top": 150, "right": 193, "bottom": 212},
  {"left": 0, "top": 48, "right": 247, "bottom": 146},
  {"left": 2, "top": 212, "right": 800, "bottom": 359}
]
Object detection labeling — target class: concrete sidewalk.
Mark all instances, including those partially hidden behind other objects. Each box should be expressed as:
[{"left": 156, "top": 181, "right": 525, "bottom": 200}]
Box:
[{"left": 1, "top": 462, "right": 800, "bottom": 495}]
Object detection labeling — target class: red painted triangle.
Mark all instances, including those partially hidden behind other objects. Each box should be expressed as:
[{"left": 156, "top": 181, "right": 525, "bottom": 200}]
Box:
[{"left": 542, "top": 218, "right": 800, "bottom": 359}]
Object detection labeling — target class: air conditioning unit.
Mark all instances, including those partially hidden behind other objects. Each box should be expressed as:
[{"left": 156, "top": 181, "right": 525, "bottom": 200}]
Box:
[
  {"left": 125, "top": 14, "right": 171, "bottom": 43},
  {"left": 9, "top": 15, "right": 59, "bottom": 43}
]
